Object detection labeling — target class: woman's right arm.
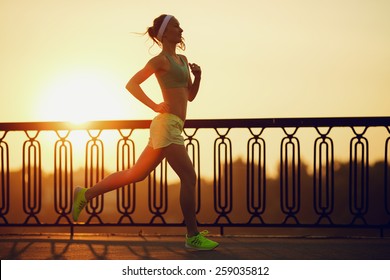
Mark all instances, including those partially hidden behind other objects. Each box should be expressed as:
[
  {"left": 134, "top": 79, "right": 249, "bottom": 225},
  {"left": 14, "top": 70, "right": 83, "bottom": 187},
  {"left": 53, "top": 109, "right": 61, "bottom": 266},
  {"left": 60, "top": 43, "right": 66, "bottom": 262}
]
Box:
[{"left": 125, "top": 62, "right": 160, "bottom": 112}]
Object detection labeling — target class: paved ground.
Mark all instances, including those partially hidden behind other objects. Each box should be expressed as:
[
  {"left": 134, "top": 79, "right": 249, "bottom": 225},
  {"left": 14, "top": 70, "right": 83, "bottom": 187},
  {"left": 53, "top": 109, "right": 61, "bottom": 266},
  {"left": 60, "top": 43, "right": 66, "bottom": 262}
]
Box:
[{"left": 1, "top": 234, "right": 390, "bottom": 260}]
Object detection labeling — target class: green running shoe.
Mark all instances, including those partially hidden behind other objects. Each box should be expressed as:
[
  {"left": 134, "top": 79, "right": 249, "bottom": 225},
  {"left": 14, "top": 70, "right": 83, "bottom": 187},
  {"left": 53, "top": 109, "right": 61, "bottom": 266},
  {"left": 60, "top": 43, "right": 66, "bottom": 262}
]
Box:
[
  {"left": 185, "top": 230, "right": 219, "bottom": 250},
  {"left": 72, "top": 187, "right": 87, "bottom": 222}
]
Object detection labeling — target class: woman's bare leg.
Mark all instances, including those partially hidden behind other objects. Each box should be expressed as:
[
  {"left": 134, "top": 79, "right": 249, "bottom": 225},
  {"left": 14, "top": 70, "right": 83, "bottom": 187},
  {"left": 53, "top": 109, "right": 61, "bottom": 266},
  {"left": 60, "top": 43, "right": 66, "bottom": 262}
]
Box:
[
  {"left": 84, "top": 145, "right": 165, "bottom": 201},
  {"left": 164, "top": 144, "right": 198, "bottom": 236}
]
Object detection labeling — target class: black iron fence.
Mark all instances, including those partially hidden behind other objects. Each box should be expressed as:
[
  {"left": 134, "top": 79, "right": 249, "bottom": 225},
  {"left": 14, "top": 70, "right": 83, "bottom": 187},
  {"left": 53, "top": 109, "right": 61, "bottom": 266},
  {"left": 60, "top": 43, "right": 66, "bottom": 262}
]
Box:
[{"left": 0, "top": 117, "right": 389, "bottom": 236}]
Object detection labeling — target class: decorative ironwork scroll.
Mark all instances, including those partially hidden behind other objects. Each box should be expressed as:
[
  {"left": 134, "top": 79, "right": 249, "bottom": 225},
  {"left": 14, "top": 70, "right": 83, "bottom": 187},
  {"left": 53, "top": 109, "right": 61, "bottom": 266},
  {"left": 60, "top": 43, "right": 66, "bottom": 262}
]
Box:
[
  {"left": 246, "top": 128, "right": 266, "bottom": 223},
  {"left": 116, "top": 129, "right": 136, "bottom": 224},
  {"left": 22, "top": 131, "right": 42, "bottom": 224},
  {"left": 384, "top": 127, "right": 390, "bottom": 219},
  {"left": 349, "top": 127, "right": 369, "bottom": 224},
  {"left": 54, "top": 130, "right": 73, "bottom": 224},
  {"left": 280, "top": 128, "right": 301, "bottom": 224},
  {"left": 213, "top": 128, "right": 233, "bottom": 225},
  {"left": 0, "top": 131, "right": 9, "bottom": 224},
  {"left": 313, "top": 127, "right": 334, "bottom": 224},
  {"left": 85, "top": 130, "right": 104, "bottom": 223}
]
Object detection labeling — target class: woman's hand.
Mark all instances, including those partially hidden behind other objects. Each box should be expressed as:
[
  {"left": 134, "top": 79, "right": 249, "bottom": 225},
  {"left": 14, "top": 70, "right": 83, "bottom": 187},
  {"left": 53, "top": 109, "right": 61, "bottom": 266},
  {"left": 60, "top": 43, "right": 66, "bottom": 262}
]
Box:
[
  {"left": 189, "top": 63, "right": 201, "bottom": 79},
  {"left": 153, "top": 102, "right": 170, "bottom": 114}
]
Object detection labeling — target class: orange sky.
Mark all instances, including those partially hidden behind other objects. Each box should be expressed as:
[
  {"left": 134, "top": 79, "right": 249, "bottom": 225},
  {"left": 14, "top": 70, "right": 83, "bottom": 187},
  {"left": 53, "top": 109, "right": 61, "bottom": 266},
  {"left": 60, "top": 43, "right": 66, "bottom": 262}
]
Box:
[{"left": 1, "top": 0, "right": 389, "bottom": 123}]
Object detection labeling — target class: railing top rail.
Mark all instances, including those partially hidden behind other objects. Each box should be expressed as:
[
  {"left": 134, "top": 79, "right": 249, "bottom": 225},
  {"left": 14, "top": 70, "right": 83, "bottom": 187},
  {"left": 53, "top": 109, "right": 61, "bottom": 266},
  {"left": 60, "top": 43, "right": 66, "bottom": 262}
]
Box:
[{"left": 0, "top": 116, "right": 389, "bottom": 131}]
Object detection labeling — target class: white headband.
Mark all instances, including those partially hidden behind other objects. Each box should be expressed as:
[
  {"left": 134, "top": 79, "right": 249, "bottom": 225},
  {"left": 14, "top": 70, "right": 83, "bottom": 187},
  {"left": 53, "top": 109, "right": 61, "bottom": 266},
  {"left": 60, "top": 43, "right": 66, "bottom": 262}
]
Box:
[{"left": 156, "top": 15, "right": 173, "bottom": 41}]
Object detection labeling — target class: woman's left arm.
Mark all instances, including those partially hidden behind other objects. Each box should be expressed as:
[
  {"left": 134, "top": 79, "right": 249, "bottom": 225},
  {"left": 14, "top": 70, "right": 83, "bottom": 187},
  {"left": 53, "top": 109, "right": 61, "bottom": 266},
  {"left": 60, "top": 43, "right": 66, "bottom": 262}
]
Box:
[
  {"left": 184, "top": 56, "right": 202, "bottom": 102},
  {"left": 188, "top": 63, "right": 201, "bottom": 102}
]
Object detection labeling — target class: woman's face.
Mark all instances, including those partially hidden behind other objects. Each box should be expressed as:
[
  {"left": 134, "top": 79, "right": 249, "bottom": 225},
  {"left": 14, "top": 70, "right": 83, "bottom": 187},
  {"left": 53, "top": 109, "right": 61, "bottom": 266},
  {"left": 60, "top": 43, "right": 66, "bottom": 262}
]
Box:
[{"left": 163, "top": 17, "right": 183, "bottom": 44}]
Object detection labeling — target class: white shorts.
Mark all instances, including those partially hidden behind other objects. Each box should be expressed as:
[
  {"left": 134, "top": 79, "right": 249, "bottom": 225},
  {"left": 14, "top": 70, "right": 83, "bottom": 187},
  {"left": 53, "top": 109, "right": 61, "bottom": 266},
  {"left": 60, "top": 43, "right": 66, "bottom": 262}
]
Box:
[{"left": 148, "top": 113, "right": 185, "bottom": 149}]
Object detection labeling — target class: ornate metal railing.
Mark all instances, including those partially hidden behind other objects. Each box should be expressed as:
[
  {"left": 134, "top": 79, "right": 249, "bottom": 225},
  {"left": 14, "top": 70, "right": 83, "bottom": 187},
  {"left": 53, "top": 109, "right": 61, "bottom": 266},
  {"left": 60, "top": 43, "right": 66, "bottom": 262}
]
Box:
[{"left": 0, "top": 117, "right": 389, "bottom": 236}]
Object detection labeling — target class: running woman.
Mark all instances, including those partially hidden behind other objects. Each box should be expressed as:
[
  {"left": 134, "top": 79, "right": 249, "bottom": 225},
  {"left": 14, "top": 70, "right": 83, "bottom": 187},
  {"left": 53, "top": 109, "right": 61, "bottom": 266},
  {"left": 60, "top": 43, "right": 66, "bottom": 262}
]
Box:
[{"left": 72, "top": 14, "right": 219, "bottom": 250}]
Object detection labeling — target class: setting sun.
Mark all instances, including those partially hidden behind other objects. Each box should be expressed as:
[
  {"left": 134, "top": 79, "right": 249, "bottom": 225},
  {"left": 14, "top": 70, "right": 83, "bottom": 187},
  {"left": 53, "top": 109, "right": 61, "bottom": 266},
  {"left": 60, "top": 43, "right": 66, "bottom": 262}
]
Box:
[{"left": 37, "top": 69, "right": 118, "bottom": 123}]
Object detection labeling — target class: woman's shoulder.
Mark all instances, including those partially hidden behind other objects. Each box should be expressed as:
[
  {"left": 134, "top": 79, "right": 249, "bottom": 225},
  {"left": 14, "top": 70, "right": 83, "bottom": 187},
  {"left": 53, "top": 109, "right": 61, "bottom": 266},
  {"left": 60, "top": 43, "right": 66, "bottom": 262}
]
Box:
[
  {"left": 149, "top": 52, "right": 168, "bottom": 63},
  {"left": 148, "top": 53, "right": 170, "bottom": 71},
  {"left": 178, "top": 54, "right": 188, "bottom": 61}
]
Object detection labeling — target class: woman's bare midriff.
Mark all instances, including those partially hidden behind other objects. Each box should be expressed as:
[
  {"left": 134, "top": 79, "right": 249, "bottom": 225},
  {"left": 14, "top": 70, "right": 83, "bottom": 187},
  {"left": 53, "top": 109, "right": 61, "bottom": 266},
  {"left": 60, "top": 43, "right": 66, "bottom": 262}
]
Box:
[{"left": 161, "top": 87, "right": 189, "bottom": 121}]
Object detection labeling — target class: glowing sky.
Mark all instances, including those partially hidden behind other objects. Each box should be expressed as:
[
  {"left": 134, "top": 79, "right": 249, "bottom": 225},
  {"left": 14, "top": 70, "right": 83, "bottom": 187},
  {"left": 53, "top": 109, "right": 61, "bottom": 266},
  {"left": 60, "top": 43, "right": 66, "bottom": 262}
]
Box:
[{"left": 1, "top": 0, "right": 389, "bottom": 122}]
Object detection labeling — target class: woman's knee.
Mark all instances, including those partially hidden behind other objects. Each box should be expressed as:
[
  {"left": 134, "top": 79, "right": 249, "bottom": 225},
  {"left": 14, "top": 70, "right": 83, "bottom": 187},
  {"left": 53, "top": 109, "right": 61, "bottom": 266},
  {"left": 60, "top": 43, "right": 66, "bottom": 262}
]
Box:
[
  {"left": 180, "top": 168, "right": 197, "bottom": 186},
  {"left": 123, "top": 168, "right": 149, "bottom": 183}
]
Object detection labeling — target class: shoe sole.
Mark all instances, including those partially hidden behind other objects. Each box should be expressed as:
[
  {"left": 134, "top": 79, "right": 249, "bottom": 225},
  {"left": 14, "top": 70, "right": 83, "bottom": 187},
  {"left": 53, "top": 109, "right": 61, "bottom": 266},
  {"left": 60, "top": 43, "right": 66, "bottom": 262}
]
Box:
[{"left": 185, "top": 243, "right": 219, "bottom": 251}]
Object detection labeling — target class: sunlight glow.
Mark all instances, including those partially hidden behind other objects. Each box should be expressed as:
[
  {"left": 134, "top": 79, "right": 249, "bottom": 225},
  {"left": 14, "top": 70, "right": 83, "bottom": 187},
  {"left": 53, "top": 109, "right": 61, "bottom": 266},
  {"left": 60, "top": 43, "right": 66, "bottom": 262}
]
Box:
[{"left": 38, "top": 69, "right": 128, "bottom": 123}]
